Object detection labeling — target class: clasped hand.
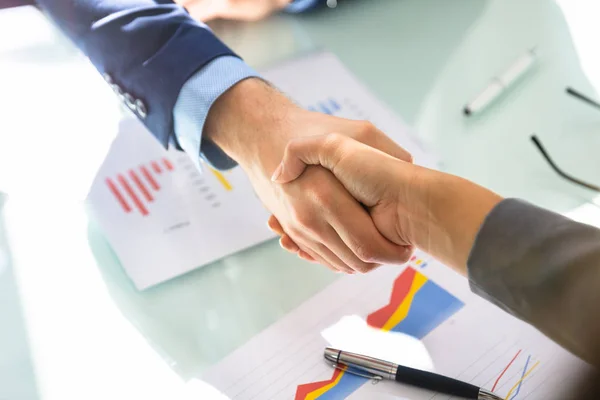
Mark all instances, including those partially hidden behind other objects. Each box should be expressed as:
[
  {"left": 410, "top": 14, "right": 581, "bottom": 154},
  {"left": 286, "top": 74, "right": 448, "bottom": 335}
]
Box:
[
  {"left": 205, "top": 80, "right": 418, "bottom": 275},
  {"left": 267, "top": 133, "right": 421, "bottom": 273}
]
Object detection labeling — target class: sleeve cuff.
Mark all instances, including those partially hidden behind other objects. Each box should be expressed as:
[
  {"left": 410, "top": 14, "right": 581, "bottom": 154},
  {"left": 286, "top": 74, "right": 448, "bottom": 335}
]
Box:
[
  {"left": 466, "top": 198, "right": 594, "bottom": 316},
  {"left": 173, "top": 55, "right": 259, "bottom": 170},
  {"left": 467, "top": 199, "right": 555, "bottom": 313}
]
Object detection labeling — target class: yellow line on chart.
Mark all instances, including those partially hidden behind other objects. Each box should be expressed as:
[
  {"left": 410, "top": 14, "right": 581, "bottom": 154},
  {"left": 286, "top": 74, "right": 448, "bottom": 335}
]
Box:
[
  {"left": 504, "top": 361, "right": 540, "bottom": 400},
  {"left": 210, "top": 168, "right": 233, "bottom": 191}
]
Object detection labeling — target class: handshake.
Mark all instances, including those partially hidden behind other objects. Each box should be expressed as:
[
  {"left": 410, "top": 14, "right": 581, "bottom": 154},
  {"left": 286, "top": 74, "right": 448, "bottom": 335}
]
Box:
[
  {"left": 206, "top": 79, "right": 501, "bottom": 276},
  {"left": 265, "top": 128, "right": 502, "bottom": 276},
  {"left": 267, "top": 130, "right": 417, "bottom": 274}
]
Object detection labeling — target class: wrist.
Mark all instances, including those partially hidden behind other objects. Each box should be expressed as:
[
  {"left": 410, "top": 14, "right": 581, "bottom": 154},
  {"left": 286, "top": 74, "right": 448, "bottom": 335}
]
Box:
[
  {"left": 203, "top": 78, "right": 302, "bottom": 176},
  {"left": 390, "top": 165, "right": 449, "bottom": 254},
  {"left": 421, "top": 169, "right": 502, "bottom": 272}
]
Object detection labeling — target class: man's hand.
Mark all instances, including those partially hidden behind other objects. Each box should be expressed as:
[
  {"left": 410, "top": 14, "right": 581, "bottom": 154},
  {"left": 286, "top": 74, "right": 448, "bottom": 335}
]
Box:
[
  {"left": 204, "top": 79, "right": 413, "bottom": 273},
  {"left": 176, "top": 0, "right": 291, "bottom": 21}
]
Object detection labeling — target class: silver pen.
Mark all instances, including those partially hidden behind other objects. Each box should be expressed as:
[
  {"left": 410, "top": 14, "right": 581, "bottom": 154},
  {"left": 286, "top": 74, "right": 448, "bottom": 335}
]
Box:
[{"left": 324, "top": 347, "right": 502, "bottom": 400}]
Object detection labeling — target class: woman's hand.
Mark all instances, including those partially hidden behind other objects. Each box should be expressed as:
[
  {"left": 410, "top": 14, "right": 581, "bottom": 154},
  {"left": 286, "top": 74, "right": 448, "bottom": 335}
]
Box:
[
  {"left": 269, "top": 133, "right": 503, "bottom": 273},
  {"left": 269, "top": 133, "right": 418, "bottom": 270},
  {"left": 271, "top": 133, "right": 418, "bottom": 250}
]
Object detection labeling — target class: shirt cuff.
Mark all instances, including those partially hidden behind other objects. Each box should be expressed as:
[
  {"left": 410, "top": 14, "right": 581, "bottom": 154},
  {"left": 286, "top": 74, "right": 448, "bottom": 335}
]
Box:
[
  {"left": 173, "top": 55, "right": 260, "bottom": 170},
  {"left": 285, "top": 0, "right": 322, "bottom": 13}
]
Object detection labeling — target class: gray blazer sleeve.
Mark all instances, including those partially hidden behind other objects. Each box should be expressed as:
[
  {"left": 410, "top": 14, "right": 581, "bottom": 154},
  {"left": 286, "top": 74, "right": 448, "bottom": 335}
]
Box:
[{"left": 468, "top": 199, "right": 600, "bottom": 364}]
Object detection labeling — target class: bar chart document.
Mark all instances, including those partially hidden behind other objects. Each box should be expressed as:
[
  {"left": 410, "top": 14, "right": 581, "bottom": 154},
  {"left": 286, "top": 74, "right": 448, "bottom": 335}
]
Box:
[
  {"left": 86, "top": 51, "right": 431, "bottom": 290},
  {"left": 86, "top": 117, "right": 274, "bottom": 290},
  {"left": 202, "top": 251, "right": 591, "bottom": 399}
]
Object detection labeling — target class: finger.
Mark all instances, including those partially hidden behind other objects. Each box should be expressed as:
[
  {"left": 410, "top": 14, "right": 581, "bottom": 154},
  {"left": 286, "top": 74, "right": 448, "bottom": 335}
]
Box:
[
  {"left": 311, "top": 241, "right": 356, "bottom": 274},
  {"left": 327, "top": 192, "right": 414, "bottom": 265},
  {"left": 297, "top": 246, "right": 339, "bottom": 273},
  {"left": 313, "top": 225, "right": 380, "bottom": 274},
  {"left": 267, "top": 215, "right": 285, "bottom": 235},
  {"left": 272, "top": 135, "right": 342, "bottom": 183},
  {"left": 293, "top": 232, "right": 352, "bottom": 273},
  {"left": 279, "top": 234, "right": 300, "bottom": 253},
  {"left": 271, "top": 221, "right": 343, "bottom": 274},
  {"left": 288, "top": 234, "right": 342, "bottom": 272},
  {"left": 298, "top": 250, "right": 316, "bottom": 263},
  {"left": 269, "top": 217, "right": 302, "bottom": 254},
  {"left": 350, "top": 122, "right": 414, "bottom": 163}
]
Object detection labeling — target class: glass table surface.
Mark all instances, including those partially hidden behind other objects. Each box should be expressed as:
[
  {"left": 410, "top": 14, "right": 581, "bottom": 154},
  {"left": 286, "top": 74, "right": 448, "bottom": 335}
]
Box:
[{"left": 1, "top": 1, "right": 599, "bottom": 398}]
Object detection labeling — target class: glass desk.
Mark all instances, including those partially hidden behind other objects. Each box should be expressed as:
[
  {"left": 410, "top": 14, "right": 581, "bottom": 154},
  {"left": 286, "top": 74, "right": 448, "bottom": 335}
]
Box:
[{"left": 1, "top": 1, "right": 599, "bottom": 398}]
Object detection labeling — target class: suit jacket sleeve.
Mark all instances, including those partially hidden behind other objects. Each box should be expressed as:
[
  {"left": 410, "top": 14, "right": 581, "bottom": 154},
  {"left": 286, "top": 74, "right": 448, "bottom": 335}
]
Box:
[
  {"left": 36, "top": 0, "right": 238, "bottom": 149},
  {"left": 468, "top": 199, "right": 600, "bottom": 364}
]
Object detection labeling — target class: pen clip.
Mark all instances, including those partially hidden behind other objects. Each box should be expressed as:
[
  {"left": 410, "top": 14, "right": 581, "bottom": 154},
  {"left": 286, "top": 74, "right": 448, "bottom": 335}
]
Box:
[{"left": 332, "top": 363, "right": 383, "bottom": 385}]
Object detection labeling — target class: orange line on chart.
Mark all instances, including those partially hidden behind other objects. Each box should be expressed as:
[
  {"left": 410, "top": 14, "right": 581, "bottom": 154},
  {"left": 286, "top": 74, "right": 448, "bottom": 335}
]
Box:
[{"left": 210, "top": 168, "right": 233, "bottom": 191}]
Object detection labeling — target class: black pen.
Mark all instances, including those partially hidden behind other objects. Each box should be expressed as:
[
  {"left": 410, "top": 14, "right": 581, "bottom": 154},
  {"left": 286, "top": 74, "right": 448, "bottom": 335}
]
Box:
[{"left": 324, "top": 347, "right": 502, "bottom": 400}]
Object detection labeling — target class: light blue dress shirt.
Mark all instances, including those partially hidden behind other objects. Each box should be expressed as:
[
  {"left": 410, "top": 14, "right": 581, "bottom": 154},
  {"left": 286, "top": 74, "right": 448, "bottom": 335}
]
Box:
[
  {"left": 173, "top": 56, "right": 259, "bottom": 170},
  {"left": 172, "top": 2, "right": 322, "bottom": 170}
]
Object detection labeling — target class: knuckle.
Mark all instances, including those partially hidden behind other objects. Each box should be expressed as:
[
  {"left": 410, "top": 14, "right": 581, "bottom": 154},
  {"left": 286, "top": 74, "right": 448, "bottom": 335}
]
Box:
[
  {"left": 353, "top": 243, "right": 377, "bottom": 263},
  {"left": 313, "top": 191, "right": 332, "bottom": 209},
  {"left": 324, "top": 132, "right": 344, "bottom": 146},
  {"left": 351, "top": 261, "right": 376, "bottom": 274},
  {"left": 285, "top": 222, "right": 304, "bottom": 239},
  {"left": 287, "top": 138, "right": 302, "bottom": 154},
  {"left": 322, "top": 133, "right": 345, "bottom": 157},
  {"left": 356, "top": 121, "right": 377, "bottom": 140},
  {"left": 309, "top": 226, "right": 329, "bottom": 242},
  {"left": 309, "top": 185, "right": 333, "bottom": 208},
  {"left": 291, "top": 209, "right": 317, "bottom": 231},
  {"left": 400, "top": 245, "right": 415, "bottom": 263}
]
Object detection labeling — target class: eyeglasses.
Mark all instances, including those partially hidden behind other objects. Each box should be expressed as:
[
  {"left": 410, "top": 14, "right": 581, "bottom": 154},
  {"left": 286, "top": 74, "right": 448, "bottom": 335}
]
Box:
[{"left": 531, "top": 87, "right": 600, "bottom": 193}]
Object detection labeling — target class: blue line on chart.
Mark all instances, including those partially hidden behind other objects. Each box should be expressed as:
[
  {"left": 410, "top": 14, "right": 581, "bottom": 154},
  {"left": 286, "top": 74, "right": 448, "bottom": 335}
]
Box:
[{"left": 510, "top": 355, "right": 532, "bottom": 400}]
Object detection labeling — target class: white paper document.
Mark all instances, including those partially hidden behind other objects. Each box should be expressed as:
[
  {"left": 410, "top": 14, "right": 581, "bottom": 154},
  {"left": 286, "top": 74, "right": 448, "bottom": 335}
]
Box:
[
  {"left": 202, "top": 251, "right": 589, "bottom": 400},
  {"left": 86, "top": 52, "right": 431, "bottom": 290},
  {"left": 86, "top": 118, "right": 274, "bottom": 290}
]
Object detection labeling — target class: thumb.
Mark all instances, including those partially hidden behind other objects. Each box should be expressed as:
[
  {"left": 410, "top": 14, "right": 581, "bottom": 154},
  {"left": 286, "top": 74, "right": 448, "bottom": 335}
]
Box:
[
  {"left": 350, "top": 124, "right": 414, "bottom": 164},
  {"left": 271, "top": 135, "right": 342, "bottom": 184}
]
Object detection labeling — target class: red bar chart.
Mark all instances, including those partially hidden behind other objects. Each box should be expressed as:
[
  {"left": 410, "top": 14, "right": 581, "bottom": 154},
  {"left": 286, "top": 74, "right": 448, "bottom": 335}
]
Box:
[{"left": 106, "top": 158, "right": 174, "bottom": 217}]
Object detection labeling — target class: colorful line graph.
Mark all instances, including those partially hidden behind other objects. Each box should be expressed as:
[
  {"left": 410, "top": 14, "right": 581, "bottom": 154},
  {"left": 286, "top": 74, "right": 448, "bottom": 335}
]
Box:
[
  {"left": 294, "top": 267, "right": 464, "bottom": 400},
  {"left": 505, "top": 358, "right": 539, "bottom": 399},
  {"left": 489, "top": 349, "right": 540, "bottom": 400}
]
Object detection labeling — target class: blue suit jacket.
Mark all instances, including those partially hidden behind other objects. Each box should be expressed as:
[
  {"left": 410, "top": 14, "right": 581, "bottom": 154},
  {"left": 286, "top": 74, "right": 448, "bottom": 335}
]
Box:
[{"left": 37, "top": 0, "right": 325, "bottom": 150}]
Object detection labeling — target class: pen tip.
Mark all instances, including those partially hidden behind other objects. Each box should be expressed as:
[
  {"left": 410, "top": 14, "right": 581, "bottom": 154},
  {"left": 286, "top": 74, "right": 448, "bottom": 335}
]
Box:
[
  {"left": 478, "top": 389, "right": 503, "bottom": 400},
  {"left": 463, "top": 107, "right": 471, "bottom": 116}
]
